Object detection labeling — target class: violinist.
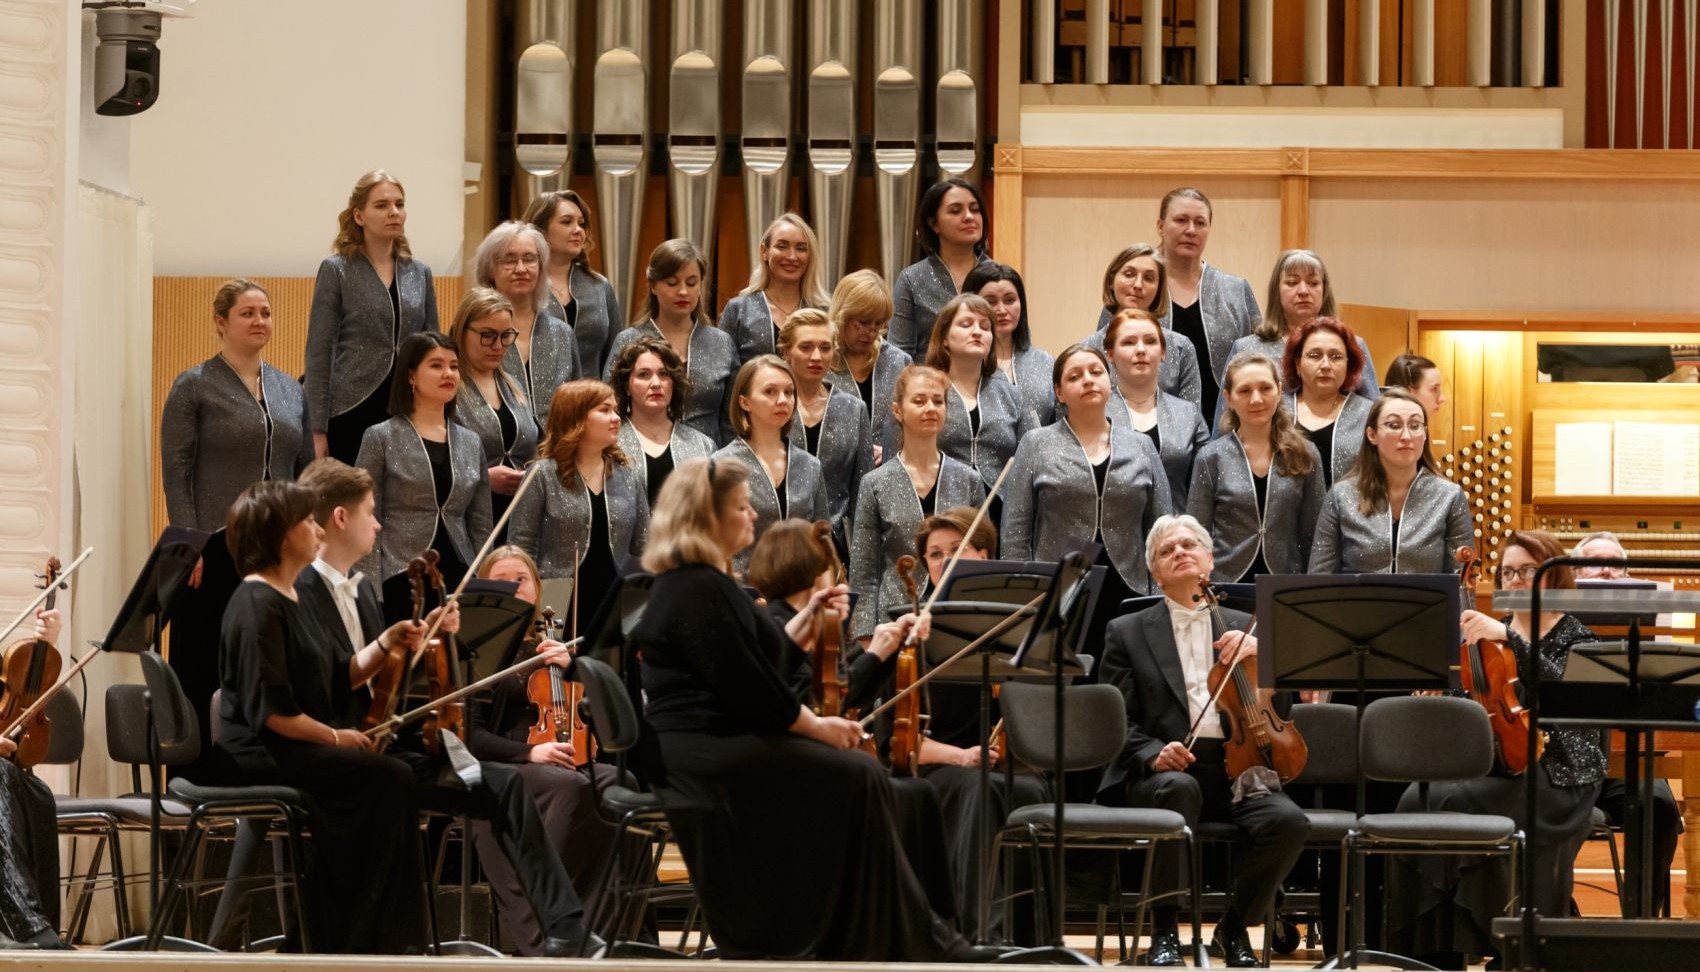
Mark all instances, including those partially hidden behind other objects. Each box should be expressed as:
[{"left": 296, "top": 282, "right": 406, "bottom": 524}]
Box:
[
  {"left": 287, "top": 464, "right": 599, "bottom": 957},
  {"left": 631, "top": 457, "right": 995, "bottom": 961},
  {"left": 0, "top": 607, "right": 69, "bottom": 949},
  {"left": 472, "top": 546, "right": 626, "bottom": 954},
  {"left": 1097, "top": 514, "right": 1307, "bottom": 968},
  {"left": 1386, "top": 530, "right": 1605, "bottom": 971}
]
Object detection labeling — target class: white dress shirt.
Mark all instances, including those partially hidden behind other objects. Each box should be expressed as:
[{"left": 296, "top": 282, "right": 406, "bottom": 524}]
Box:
[
  {"left": 312, "top": 558, "right": 368, "bottom": 655},
  {"left": 1164, "top": 596, "right": 1223, "bottom": 739}
]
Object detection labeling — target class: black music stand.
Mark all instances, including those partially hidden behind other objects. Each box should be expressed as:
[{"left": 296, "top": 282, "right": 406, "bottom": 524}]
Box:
[
  {"left": 101, "top": 527, "right": 214, "bottom": 953},
  {"left": 1256, "top": 573, "right": 1455, "bottom": 972}
]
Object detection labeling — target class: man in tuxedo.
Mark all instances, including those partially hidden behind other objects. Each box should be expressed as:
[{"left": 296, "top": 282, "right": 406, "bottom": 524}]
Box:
[
  {"left": 1098, "top": 514, "right": 1307, "bottom": 967},
  {"left": 293, "top": 458, "right": 599, "bottom": 957}
]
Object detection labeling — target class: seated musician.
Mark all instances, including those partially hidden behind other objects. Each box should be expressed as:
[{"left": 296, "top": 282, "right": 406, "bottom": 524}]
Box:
[
  {"left": 1386, "top": 530, "right": 1605, "bottom": 970},
  {"left": 0, "top": 607, "right": 69, "bottom": 950},
  {"left": 290, "top": 460, "right": 597, "bottom": 956},
  {"left": 911, "top": 508, "right": 1050, "bottom": 943},
  {"left": 1098, "top": 513, "right": 1308, "bottom": 968},
  {"left": 1570, "top": 531, "right": 1684, "bottom": 917}
]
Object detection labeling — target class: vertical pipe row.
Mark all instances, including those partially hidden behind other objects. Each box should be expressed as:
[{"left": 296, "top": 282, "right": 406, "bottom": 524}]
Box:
[
  {"left": 667, "top": 0, "right": 723, "bottom": 258},
  {"left": 1196, "top": 0, "right": 1219, "bottom": 85},
  {"left": 1607, "top": 0, "right": 1622, "bottom": 146},
  {"left": 1142, "top": 0, "right": 1164, "bottom": 84},
  {"left": 874, "top": 0, "right": 922, "bottom": 286},
  {"left": 1359, "top": 0, "right": 1381, "bottom": 86},
  {"left": 806, "top": 0, "right": 859, "bottom": 284},
  {"left": 1304, "top": 0, "right": 1327, "bottom": 86},
  {"left": 937, "top": 0, "right": 981, "bottom": 176},
  {"left": 513, "top": 0, "right": 574, "bottom": 200},
  {"left": 1466, "top": 0, "right": 1491, "bottom": 87},
  {"left": 592, "top": 0, "right": 648, "bottom": 314},
  {"left": 1030, "top": 0, "right": 1056, "bottom": 83},
  {"left": 1414, "top": 0, "right": 1436, "bottom": 87},
  {"left": 1522, "top": 0, "right": 1548, "bottom": 86},
  {"left": 1634, "top": 0, "right": 1649, "bottom": 146},
  {"left": 1661, "top": 0, "right": 1676, "bottom": 147},
  {"left": 1247, "top": 0, "right": 1273, "bottom": 85},
  {"left": 1085, "top": 0, "right": 1109, "bottom": 83},
  {"left": 740, "top": 0, "right": 794, "bottom": 271}
]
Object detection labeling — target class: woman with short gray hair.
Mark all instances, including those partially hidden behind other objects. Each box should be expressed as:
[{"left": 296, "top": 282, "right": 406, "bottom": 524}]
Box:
[{"left": 473, "top": 220, "right": 581, "bottom": 427}]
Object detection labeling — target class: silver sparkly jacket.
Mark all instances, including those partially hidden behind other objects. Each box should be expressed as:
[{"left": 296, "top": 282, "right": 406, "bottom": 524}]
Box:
[
  {"left": 454, "top": 375, "right": 539, "bottom": 469},
  {"left": 1217, "top": 332, "right": 1380, "bottom": 432},
  {"left": 1001, "top": 346, "right": 1057, "bottom": 428},
  {"left": 1085, "top": 321, "right": 1203, "bottom": 407},
  {"left": 1002, "top": 418, "right": 1173, "bottom": 594},
  {"left": 508, "top": 458, "right": 649, "bottom": 579},
  {"left": 161, "top": 356, "right": 314, "bottom": 531},
  {"left": 717, "top": 290, "right": 819, "bottom": 365},
  {"left": 543, "top": 263, "right": 622, "bottom": 377},
  {"left": 1287, "top": 390, "right": 1373, "bottom": 487},
  {"left": 848, "top": 452, "right": 984, "bottom": 639},
  {"left": 828, "top": 341, "right": 912, "bottom": 462},
  {"left": 305, "top": 254, "right": 440, "bottom": 431},
  {"left": 604, "top": 320, "right": 737, "bottom": 445},
  {"left": 890, "top": 253, "right": 992, "bottom": 359},
  {"left": 617, "top": 420, "right": 716, "bottom": 498},
  {"left": 714, "top": 437, "right": 829, "bottom": 574},
  {"left": 1308, "top": 469, "right": 1472, "bottom": 575},
  {"left": 1158, "top": 263, "right": 1261, "bottom": 384},
  {"left": 938, "top": 373, "right": 1037, "bottom": 491},
  {"left": 1186, "top": 434, "right": 1326, "bottom": 580},
  {"left": 355, "top": 417, "right": 493, "bottom": 587},
  {"left": 502, "top": 310, "right": 582, "bottom": 428},
  {"left": 789, "top": 384, "right": 874, "bottom": 546},
  {"left": 1112, "top": 388, "right": 1209, "bottom": 509}
]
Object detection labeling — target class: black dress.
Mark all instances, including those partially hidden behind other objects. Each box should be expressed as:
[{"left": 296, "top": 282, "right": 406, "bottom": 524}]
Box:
[
  {"left": 1386, "top": 614, "right": 1606, "bottom": 963},
  {"left": 0, "top": 759, "right": 57, "bottom": 944},
  {"left": 211, "top": 580, "right": 427, "bottom": 954},
  {"left": 635, "top": 563, "right": 971, "bottom": 961}
]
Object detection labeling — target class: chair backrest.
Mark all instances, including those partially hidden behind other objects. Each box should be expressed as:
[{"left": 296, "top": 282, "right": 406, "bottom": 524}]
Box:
[
  {"left": 39, "top": 690, "right": 86, "bottom": 766},
  {"left": 1001, "top": 680, "right": 1125, "bottom": 773},
  {"left": 1360, "top": 695, "right": 1493, "bottom": 783},
  {"left": 571, "top": 656, "right": 639, "bottom": 753},
  {"left": 1289, "top": 703, "right": 1359, "bottom": 786},
  {"left": 105, "top": 657, "right": 202, "bottom": 769}
]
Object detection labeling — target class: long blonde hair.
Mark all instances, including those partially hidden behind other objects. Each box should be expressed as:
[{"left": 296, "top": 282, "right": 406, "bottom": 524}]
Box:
[
  {"left": 827, "top": 268, "right": 894, "bottom": 372},
  {"left": 743, "top": 213, "right": 831, "bottom": 309},
  {"left": 643, "top": 457, "right": 751, "bottom": 574},
  {"left": 332, "top": 169, "right": 412, "bottom": 261}
]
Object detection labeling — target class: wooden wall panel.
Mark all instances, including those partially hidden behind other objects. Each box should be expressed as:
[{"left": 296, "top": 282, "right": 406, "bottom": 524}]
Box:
[{"left": 149, "top": 276, "right": 466, "bottom": 533}]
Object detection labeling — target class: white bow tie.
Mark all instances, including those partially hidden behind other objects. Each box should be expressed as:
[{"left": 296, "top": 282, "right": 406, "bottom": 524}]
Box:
[
  {"left": 1172, "top": 605, "right": 1211, "bottom": 630},
  {"left": 335, "top": 573, "right": 364, "bottom": 597}
]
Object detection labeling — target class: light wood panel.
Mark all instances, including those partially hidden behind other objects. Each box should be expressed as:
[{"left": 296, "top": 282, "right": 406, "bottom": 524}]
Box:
[
  {"left": 1014, "top": 146, "right": 1700, "bottom": 179},
  {"left": 148, "top": 276, "right": 467, "bottom": 533}
]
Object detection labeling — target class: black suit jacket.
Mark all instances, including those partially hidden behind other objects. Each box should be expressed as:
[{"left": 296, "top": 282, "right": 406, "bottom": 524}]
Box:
[
  {"left": 294, "top": 566, "right": 385, "bottom": 724},
  {"left": 1097, "top": 600, "right": 1250, "bottom": 796}
]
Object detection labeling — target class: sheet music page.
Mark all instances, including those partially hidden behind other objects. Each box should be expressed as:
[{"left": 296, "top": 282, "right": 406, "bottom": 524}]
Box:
[
  {"left": 1613, "top": 420, "right": 1700, "bottom": 496},
  {"left": 1552, "top": 422, "right": 1613, "bottom": 495}
]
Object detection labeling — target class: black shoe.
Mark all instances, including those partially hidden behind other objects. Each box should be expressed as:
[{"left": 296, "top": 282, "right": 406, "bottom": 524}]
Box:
[
  {"left": 1140, "top": 929, "right": 1185, "bottom": 966},
  {"left": 543, "top": 930, "right": 607, "bottom": 958},
  {"left": 1212, "top": 924, "right": 1259, "bottom": 968}
]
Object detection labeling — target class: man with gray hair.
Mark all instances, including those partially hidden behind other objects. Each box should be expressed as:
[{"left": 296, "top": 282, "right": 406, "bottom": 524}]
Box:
[
  {"left": 1572, "top": 530, "right": 1684, "bottom": 917},
  {"left": 1096, "top": 514, "right": 1308, "bottom": 967}
]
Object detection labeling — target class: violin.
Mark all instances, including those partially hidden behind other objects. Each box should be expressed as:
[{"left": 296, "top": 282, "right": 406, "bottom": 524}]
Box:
[
  {"left": 1456, "top": 547, "right": 1539, "bottom": 775},
  {"left": 419, "top": 552, "right": 466, "bottom": 757},
  {"left": 810, "top": 521, "right": 847, "bottom": 718},
  {"left": 362, "top": 560, "right": 424, "bottom": 743},
  {"left": 0, "top": 559, "right": 65, "bottom": 768},
  {"left": 1192, "top": 577, "right": 1308, "bottom": 784},
  {"left": 886, "top": 555, "right": 924, "bottom": 775},
  {"left": 526, "top": 604, "right": 596, "bottom": 766}
]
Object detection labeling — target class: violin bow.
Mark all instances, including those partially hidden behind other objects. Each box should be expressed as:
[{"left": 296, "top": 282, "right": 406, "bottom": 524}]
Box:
[
  {"left": 0, "top": 547, "right": 92, "bottom": 647},
  {"left": 371, "top": 634, "right": 589, "bottom": 739}
]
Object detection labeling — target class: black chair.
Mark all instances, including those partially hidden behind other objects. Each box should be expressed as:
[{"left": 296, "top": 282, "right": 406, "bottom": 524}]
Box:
[
  {"left": 994, "top": 680, "right": 1199, "bottom": 964},
  {"left": 1271, "top": 703, "right": 1364, "bottom": 956},
  {"left": 1337, "top": 696, "right": 1524, "bottom": 969},
  {"left": 40, "top": 690, "right": 130, "bottom": 943}
]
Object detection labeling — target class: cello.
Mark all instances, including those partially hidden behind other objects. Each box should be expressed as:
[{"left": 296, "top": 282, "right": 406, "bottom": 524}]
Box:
[
  {"left": 1456, "top": 546, "right": 1539, "bottom": 775},
  {"left": 1187, "top": 576, "right": 1308, "bottom": 785},
  {"left": 0, "top": 559, "right": 65, "bottom": 767}
]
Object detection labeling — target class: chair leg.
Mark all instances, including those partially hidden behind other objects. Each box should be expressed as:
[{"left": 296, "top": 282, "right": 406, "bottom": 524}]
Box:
[
  {"left": 283, "top": 812, "right": 312, "bottom": 953},
  {"left": 66, "top": 833, "right": 104, "bottom": 943},
  {"left": 145, "top": 816, "right": 207, "bottom": 950},
  {"left": 1188, "top": 834, "right": 1205, "bottom": 968},
  {"left": 1335, "top": 834, "right": 1354, "bottom": 970},
  {"left": 1131, "top": 839, "right": 1159, "bottom": 964},
  {"left": 205, "top": 818, "right": 265, "bottom": 947}
]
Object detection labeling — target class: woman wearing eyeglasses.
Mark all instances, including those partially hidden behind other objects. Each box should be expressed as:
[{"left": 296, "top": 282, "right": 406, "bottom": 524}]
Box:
[
  {"left": 474, "top": 220, "right": 581, "bottom": 428},
  {"left": 1387, "top": 530, "right": 1604, "bottom": 970},
  {"left": 448, "top": 287, "right": 539, "bottom": 527},
  {"left": 1308, "top": 389, "right": 1470, "bottom": 575},
  {"left": 827, "top": 269, "right": 911, "bottom": 465},
  {"left": 1283, "top": 317, "right": 1374, "bottom": 490}
]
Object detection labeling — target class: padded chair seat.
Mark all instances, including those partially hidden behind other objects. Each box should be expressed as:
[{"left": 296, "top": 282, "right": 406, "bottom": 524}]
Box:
[
  {"left": 168, "top": 778, "right": 319, "bottom": 817},
  {"left": 603, "top": 784, "right": 663, "bottom": 817},
  {"left": 1358, "top": 811, "right": 1516, "bottom": 843},
  {"left": 1007, "top": 803, "right": 1187, "bottom": 837},
  {"left": 1303, "top": 809, "right": 1358, "bottom": 844},
  {"left": 1590, "top": 806, "right": 1612, "bottom": 830},
  {"left": 57, "top": 795, "right": 194, "bottom": 821}
]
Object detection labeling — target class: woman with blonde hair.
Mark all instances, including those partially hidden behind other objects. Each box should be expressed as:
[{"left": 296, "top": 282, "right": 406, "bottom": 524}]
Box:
[
  {"left": 1085, "top": 242, "right": 1203, "bottom": 409},
  {"left": 711, "top": 356, "right": 827, "bottom": 573},
  {"left": 163, "top": 279, "right": 314, "bottom": 531},
  {"left": 509, "top": 379, "right": 648, "bottom": 628},
  {"left": 719, "top": 212, "right": 831, "bottom": 364},
  {"left": 610, "top": 338, "right": 716, "bottom": 507},
  {"left": 446, "top": 287, "right": 538, "bottom": 525},
  {"left": 925, "top": 293, "right": 1035, "bottom": 492},
  {"left": 603, "top": 238, "right": 738, "bottom": 445},
  {"left": 778, "top": 309, "right": 873, "bottom": 551},
  {"left": 473, "top": 219, "right": 581, "bottom": 428},
  {"left": 523, "top": 190, "right": 622, "bottom": 375},
  {"left": 630, "top": 457, "right": 983, "bottom": 962},
  {"left": 826, "top": 268, "right": 911, "bottom": 463},
  {"left": 306, "top": 169, "right": 441, "bottom": 464}
]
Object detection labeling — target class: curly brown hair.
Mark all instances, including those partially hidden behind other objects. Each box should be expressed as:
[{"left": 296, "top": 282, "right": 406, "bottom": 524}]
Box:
[{"left": 610, "top": 338, "right": 690, "bottom": 423}]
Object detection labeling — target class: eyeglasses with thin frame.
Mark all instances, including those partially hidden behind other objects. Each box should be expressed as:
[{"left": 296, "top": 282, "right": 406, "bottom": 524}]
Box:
[
  {"left": 496, "top": 253, "right": 541, "bottom": 269},
  {"left": 1379, "top": 419, "right": 1427, "bottom": 435},
  {"left": 1303, "top": 350, "right": 1347, "bottom": 364},
  {"left": 470, "top": 327, "right": 520, "bottom": 348},
  {"left": 844, "top": 318, "right": 885, "bottom": 331}
]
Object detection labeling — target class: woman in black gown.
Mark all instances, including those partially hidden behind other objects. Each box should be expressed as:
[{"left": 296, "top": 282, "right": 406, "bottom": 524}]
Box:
[
  {"left": 210, "top": 481, "right": 428, "bottom": 953},
  {"left": 632, "top": 458, "right": 990, "bottom": 961},
  {"left": 0, "top": 609, "right": 70, "bottom": 949}
]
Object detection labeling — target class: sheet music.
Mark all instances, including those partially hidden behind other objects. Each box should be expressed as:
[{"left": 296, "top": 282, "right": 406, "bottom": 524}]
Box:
[
  {"left": 1552, "top": 422, "right": 1613, "bottom": 495},
  {"left": 1613, "top": 420, "right": 1700, "bottom": 496}
]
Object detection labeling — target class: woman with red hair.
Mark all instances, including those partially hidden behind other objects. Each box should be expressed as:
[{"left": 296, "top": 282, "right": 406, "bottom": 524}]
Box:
[{"left": 1282, "top": 316, "right": 1374, "bottom": 489}]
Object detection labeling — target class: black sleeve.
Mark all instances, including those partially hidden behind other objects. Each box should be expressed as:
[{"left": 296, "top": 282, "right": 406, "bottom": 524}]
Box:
[
  {"left": 468, "top": 673, "right": 534, "bottom": 764},
  {"left": 843, "top": 650, "right": 897, "bottom": 713},
  {"left": 226, "top": 589, "right": 303, "bottom": 730},
  {"left": 667, "top": 570, "right": 803, "bottom": 732},
  {"left": 1099, "top": 619, "right": 1166, "bottom": 776}
]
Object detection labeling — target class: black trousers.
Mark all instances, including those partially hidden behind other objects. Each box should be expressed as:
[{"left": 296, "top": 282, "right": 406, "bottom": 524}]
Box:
[
  {"left": 918, "top": 763, "right": 1048, "bottom": 941},
  {"left": 0, "top": 760, "right": 58, "bottom": 942},
  {"left": 1595, "top": 777, "right": 1684, "bottom": 916},
  {"left": 1124, "top": 740, "right": 1308, "bottom": 925},
  {"left": 325, "top": 376, "right": 393, "bottom": 467}
]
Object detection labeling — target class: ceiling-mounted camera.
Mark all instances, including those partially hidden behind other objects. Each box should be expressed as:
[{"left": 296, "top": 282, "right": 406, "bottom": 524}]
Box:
[{"left": 83, "top": 1, "right": 197, "bottom": 117}]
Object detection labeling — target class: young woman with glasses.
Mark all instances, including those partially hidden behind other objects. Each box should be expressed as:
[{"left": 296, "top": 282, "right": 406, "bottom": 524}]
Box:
[{"left": 448, "top": 287, "right": 539, "bottom": 526}]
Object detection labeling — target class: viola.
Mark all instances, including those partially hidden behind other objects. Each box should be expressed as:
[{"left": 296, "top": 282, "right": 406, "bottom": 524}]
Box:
[
  {"left": 362, "top": 559, "right": 424, "bottom": 741},
  {"left": 526, "top": 604, "right": 596, "bottom": 766},
  {"left": 886, "top": 555, "right": 924, "bottom": 775},
  {"left": 419, "top": 552, "right": 466, "bottom": 757},
  {"left": 0, "top": 559, "right": 65, "bottom": 768},
  {"left": 1456, "top": 547, "right": 1539, "bottom": 775},
  {"left": 1193, "top": 577, "right": 1308, "bottom": 784},
  {"left": 810, "top": 521, "right": 847, "bottom": 718}
]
